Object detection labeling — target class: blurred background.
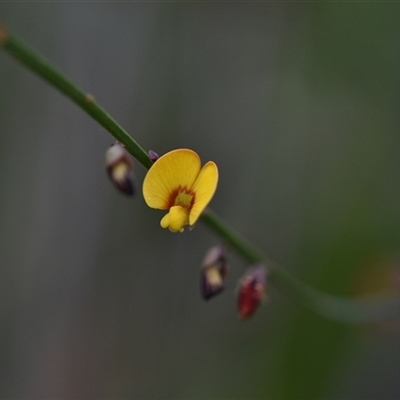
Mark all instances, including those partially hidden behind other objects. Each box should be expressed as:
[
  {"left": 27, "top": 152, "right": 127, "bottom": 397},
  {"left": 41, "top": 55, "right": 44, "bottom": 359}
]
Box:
[{"left": 1, "top": 2, "right": 400, "bottom": 399}]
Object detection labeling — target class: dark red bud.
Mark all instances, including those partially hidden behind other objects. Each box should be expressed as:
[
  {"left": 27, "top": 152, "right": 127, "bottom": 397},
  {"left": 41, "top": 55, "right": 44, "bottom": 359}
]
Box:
[{"left": 238, "top": 266, "right": 267, "bottom": 319}]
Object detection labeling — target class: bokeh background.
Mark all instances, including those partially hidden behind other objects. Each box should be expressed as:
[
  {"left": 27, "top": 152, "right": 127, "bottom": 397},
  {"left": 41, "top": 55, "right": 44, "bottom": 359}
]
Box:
[{"left": 1, "top": 3, "right": 400, "bottom": 399}]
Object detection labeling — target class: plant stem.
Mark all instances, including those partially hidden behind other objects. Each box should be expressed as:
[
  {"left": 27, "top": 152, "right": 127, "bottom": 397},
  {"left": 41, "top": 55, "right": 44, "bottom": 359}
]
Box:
[
  {"left": 0, "top": 25, "right": 152, "bottom": 170},
  {"left": 2, "top": 25, "right": 400, "bottom": 324}
]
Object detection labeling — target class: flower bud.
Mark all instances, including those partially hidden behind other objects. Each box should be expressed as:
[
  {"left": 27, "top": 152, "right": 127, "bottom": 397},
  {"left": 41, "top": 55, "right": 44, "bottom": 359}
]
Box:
[
  {"left": 148, "top": 150, "right": 159, "bottom": 162},
  {"left": 237, "top": 265, "right": 267, "bottom": 319},
  {"left": 105, "top": 142, "right": 135, "bottom": 196},
  {"left": 200, "top": 245, "right": 229, "bottom": 300}
]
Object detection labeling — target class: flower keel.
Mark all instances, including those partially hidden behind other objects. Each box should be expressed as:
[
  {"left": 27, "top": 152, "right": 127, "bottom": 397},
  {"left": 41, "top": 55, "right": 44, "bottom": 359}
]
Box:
[{"left": 160, "top": 205, "right": 189, "bottom": 232}]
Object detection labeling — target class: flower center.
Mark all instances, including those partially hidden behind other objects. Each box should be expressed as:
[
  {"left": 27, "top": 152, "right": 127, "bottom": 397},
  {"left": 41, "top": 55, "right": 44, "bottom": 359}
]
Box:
[
  {"left": 160, "top": 186, "right": 196, "bottom": 232},
  {"left": 167, "top": 186, "right": 195, "bottom": 210}
]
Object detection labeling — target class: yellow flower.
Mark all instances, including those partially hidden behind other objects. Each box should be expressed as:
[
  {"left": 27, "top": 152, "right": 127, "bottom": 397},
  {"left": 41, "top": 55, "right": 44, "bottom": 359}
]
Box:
[{"left": 143, "top": 149, "right": 218, "bottom": 232}]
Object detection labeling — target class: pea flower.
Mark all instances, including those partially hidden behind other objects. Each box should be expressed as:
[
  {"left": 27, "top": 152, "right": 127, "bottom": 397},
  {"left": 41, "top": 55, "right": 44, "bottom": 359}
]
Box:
[{"left": 143, "top": 149, "right": 218, "bottom": 232}]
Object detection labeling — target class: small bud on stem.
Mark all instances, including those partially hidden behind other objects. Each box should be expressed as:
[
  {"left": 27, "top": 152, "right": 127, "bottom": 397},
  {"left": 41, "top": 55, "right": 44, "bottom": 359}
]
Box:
[
  {"left": 200, "top": 244, "right": 229, "bottom": 300},
  {"left": 148, "top": 150, "right": 159, "bottom": 162},
  {"left": 105, "top": 142, "right": 135, "bottom": 196},
  {"left": 237, "top": 265, "right": 267, "bottom": 319}
]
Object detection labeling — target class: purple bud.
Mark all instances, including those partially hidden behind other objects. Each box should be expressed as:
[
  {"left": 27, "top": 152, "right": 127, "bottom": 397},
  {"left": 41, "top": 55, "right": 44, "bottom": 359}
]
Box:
[
  {"left": 200, "top": 245, "right": 229, "bottom": 300},
  {"left": 105, "top": 143, "right": 135, "bottom": 196},
  {"left": 148, "top": 150, "right": 159, "bottom": 162}
]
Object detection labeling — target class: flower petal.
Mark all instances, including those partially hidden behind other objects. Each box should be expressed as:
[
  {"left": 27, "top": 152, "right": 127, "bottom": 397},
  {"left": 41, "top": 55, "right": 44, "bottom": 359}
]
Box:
[
  {"left": 143, "top": 149, "right": 201, "bottom": 209},
  {"left": 189, "top": 161, "right": 218, "bottom": 225}
]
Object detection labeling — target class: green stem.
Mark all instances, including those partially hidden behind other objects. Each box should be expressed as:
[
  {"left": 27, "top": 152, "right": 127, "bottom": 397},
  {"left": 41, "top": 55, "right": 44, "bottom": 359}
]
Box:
[
  {"left": 2, "top": 25, "right": 400, "bottom": 324},
  {"left": 0, "top": 25, "right": 152, "bottom": 170}
]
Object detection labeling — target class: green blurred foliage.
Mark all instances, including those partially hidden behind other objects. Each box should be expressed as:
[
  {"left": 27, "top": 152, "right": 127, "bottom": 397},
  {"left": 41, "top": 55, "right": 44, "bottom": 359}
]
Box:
[{"left": 1, "top": 3, "right": 400, "bottom": 399}]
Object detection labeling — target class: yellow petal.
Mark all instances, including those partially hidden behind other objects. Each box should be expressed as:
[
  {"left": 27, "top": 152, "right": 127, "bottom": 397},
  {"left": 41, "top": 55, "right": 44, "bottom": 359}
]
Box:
[
  {"left": 143, "top": 149, "right": 201, "bottom": 209},
  {"left": 160, "top": 205, "right": 189, "bottom": 232},
  {"left": 189, "top": 161, "right": 219, "bottom": 226}
]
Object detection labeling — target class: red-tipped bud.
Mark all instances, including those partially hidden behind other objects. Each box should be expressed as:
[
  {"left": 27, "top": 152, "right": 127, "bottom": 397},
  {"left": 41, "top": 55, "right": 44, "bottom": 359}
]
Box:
[
  {"left": 200, "top": 245, "right": 229, "bottom": 300},
  {"left": 148, "top": 150, "right": 160, "bottom": 162},
  {"left": 105, "top": 143, "right": 135, "bottom": 196},
  {"left": 237, "top": 265, "right": 267, "bottom": 319}
]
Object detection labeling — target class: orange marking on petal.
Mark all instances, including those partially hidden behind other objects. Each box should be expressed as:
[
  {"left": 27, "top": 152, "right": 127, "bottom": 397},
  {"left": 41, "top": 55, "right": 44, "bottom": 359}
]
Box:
[{"left": 166, "top": 186, "right": 196, "bottom": 209}]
